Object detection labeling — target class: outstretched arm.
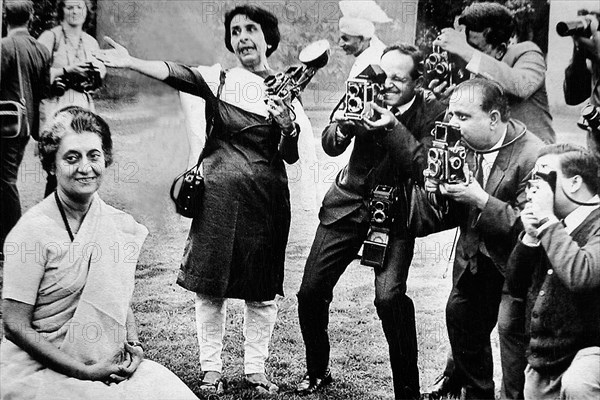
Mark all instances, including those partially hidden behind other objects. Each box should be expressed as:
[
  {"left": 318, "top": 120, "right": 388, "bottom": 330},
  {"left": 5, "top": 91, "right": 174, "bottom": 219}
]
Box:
[{"left": 94, "top": 36, "right": 169, "bottom": 80}]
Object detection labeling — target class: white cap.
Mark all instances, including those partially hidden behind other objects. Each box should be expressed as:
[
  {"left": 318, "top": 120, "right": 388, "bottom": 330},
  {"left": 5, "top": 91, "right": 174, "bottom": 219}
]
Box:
[{"left": 338, "top": 1, "right": 392, "bottom": 38}]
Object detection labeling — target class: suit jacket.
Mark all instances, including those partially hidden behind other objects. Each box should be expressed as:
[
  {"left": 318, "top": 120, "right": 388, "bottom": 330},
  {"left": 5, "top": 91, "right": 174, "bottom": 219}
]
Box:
[
  {"left": 442, "top": 120, "right": 542, "bottom": 284},
  {"left": 471, "top": 41, "right": 555, "bottom": 144},
  {"left": 506, "top": 208, "right": 600, "bottom": 374},
  {"left": 319, "top": 89, "right": 446, "bottom": 227},
  {"left": 0, "top": 30, "right": 51, "bottom": 139},
  {"left": 564, "top": 44, "right": 600, "bottom": 107}
]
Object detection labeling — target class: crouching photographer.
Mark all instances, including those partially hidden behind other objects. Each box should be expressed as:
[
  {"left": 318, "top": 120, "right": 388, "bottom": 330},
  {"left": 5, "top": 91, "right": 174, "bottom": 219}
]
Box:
[{"left": 295, "top": 44, "right": 446, "bottom": 400}]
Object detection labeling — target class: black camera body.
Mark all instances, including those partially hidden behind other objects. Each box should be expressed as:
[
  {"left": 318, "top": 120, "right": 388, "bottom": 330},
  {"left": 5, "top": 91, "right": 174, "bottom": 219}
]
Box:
[
  {"left": 344, "top": 64, "right": 387, "bottom": 120},
  {"left": 578, "top": 104, "right": 600, "bottom": 132},
  {"left": 424, "top": 46, "right": 469, "bottom": 88},
  {"left": 51, "top": 62, "right": 103, "bottom": 97},
  {"left": 427, "top": 122, "right": 469, "bottom": 184},
  {"left": 361, "top": 185, "right": 399, "bottom": 270}
]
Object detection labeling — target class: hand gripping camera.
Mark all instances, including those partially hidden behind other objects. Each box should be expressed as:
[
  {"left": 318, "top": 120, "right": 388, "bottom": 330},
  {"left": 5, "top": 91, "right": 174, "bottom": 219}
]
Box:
[
  {"left": 361, "top": 185, "right": 399, "bottom": 270},
  {"left": 424, "top": 45, "right": 469, "bottom": 88},
  {"left": 344, "top": 64, "right": 387, "bottom": 120},
  {"left": 51, "top": 62, "right": 103, "bottom": 97},
  {"left": 426, "top": 122, "right": 469, "bottom": 184},
  {"left": 264, "top": 39, "right": 330, "bottom": 103}
]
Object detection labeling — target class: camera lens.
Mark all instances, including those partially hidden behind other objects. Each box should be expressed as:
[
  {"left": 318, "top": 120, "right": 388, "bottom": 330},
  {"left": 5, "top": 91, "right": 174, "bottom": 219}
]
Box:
[
  {"left": 428, "top": 148, "right": 439, "bottom": 161},
  {"left": 428, "top": 162, "right": 440, "bottom": 178},
  {"left": 348, "top": 83, "right": 360, "bottom": 96},
  {"left": 582, "top": 104, "right": 600, "bottom": 131},
  {"left": 435, "top": 63, "right": 449, "bottom": 76},
  {"left": 449, "top": 157, "right": 462, "bottom": 170},
  {"left": 347, "top": 98, "right": 363, "bottom": 113},
  {"left": 373, "top": 210, "right": 386, "bottom": 224}
]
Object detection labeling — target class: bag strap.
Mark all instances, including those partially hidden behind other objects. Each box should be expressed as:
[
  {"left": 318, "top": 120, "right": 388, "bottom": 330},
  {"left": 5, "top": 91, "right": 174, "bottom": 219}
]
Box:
[
  {"left": 12, "top": 38, "right": 26, "bottom": 105},
  {"left": 193, "top": 69, "right": 227, "bottom": 166}
]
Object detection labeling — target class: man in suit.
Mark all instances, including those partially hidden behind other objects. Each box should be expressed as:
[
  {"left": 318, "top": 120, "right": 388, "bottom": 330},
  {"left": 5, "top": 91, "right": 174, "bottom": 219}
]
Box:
[
  {"left": 506, "top": 144, "right": 600, "bottom": 399},
  {"left": 1, "top": 0, "right": 50, "bottom": 256},
  {"left": 432, "top": 2, "right": 555, "bottom": 145},
  {"left": 295, "top": 44, "right": 446, "bottom": 400},
  {"left": 425, "top": 78, "right": 542, "bottom": 399}
]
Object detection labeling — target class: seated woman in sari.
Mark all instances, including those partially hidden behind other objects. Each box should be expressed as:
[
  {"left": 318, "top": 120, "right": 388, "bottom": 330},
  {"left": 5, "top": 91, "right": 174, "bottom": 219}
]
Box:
[{"left": 1, "top": 107, "right": 198, "bottom": 400}]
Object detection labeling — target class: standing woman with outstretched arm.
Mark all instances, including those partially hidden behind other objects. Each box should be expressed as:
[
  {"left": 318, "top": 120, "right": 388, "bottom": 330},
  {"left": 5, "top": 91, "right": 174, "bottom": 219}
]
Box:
[{"left": 95, "top": 5, "right": 314, "bottom": 395}]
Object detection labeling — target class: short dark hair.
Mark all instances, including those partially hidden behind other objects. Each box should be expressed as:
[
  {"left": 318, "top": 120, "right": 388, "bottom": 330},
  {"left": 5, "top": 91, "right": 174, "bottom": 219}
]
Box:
[
  {"left": 39, "top": 106, "right": 113, "bottom": 173},
  {"left": 224, "top": 5, "right": 280, "bottom": 58},
  {"left": 381, "top": 43, "right": 424, "bottom": 80},
  {"left": 455, "top": 78, "right": 511, "bottom": 122},
  {"left": 4, "top": 0, "right": 33, "bottom": 26},
  {"left": 56, "top": 0, "right": 94, "bottom": 28},
  {"left": 538, "top": 144, "right": 599, "bottom": 194},
  {"left": 458, "top": 2, "right": 514, "bottom": 50}
]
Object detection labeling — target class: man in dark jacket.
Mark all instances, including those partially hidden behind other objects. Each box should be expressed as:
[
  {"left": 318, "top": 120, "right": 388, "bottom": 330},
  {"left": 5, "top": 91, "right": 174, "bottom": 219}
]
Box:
[
  {"left": 425, "top": 78, "right": 542, "bottom": 399},
  {"left": 295, "top": 44, "right": 446, "bottom": 400},
  {"left": 0, "top": 0, "right": 51, "bottom": 255},
  {"left": 507, "top": 143, "right": 600, "bottom": 399}
]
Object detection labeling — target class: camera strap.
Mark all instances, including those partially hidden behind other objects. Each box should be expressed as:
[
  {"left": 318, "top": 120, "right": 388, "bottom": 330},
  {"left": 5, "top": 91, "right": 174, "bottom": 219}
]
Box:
[
  {"left": 13, "top": 39, "right": 26, "bottom": 107},
  {"left": 463, "top": 127, "right": 527, "bottom": 155}
]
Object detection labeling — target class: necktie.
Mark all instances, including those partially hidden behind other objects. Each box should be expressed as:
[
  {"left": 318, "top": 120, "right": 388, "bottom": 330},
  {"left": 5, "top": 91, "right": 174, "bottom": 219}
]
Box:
[{"left": 475, "top": 153, "right": 484, "bottom": 186}]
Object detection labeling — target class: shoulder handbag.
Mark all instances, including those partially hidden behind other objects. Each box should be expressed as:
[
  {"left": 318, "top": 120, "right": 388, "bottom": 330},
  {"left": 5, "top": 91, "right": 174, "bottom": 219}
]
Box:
[
  {"left": 170, "top": 69, "right": 226, "bottom": 218},
  {"left": 0, "top": 39, "right": 29, "bottom": 139},
  {"left": 407, "top": 179, "right": 447, "bottom": 238}
]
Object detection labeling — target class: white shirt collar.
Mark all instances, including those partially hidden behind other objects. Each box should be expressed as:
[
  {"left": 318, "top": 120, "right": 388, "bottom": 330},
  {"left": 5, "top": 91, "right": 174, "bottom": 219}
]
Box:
[
  {"left": 394, "top": 95, "right": 416, "bottom": 115},
  {"left": 563, "top": 194, "right": 600, "bottom": 234}
]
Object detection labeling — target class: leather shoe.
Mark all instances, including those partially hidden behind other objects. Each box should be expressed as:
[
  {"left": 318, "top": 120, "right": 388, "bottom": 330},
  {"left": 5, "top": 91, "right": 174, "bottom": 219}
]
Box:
[
  {"left": 295, "top": 369, "right": 333, "bottom": 395},
  {"left": 427, "top": 374, "right": 461, "bottom": 399}
]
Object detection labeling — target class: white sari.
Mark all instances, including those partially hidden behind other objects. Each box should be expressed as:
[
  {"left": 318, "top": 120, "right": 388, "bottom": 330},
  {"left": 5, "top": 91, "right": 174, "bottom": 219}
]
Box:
[{"left": 1, "top": 194, "right": 198, "bottom": 400}]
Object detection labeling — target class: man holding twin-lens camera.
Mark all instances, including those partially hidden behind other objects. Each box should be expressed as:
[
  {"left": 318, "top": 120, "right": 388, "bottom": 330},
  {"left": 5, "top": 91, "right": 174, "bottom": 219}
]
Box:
[
  {"left": 432, "top": 2, "right": 555, "bottom": 145},
  {"left": 295, "top": 44, "right": 446, "bottom": 400},
  {"left": 424, "top": 79, "right": 542, "bottom": 400}
]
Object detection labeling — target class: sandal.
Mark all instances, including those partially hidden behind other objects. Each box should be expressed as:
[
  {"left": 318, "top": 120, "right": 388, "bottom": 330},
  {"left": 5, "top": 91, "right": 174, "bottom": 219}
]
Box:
[
  {"left": 199, "top": 377, "right": 226, "bottom": 395},
  {"left": 245, "top": 377, "right": 279, "bottom": 395}
]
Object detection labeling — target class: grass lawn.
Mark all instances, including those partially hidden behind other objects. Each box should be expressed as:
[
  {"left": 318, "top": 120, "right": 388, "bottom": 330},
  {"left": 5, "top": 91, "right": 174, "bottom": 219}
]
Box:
[{"left": 2, "top": 91, "right": 584, "bottom": 400}]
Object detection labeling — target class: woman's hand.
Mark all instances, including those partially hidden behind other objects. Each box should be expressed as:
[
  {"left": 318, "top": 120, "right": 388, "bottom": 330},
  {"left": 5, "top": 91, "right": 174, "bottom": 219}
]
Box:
[
  {"left": 64, "top": 62, "right": 91, "bottom": 77},
  {"left": 82, "top": 349, "right": 130, "bottom": 384},
  {"left": 120, "top": 342, "right": 144, "bottom": 378},
  {"left": 266, "top": 95, "right": 293, "bottom": 131},
  {"left": 93, "top": 37, "right": 133, "bottom": 69}
]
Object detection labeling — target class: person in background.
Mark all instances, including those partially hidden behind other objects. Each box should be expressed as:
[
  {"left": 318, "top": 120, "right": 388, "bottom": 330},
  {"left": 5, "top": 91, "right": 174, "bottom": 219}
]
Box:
[
  {"left": 338, "top": 0, "right": 391, "bottom": 79},
  {"left": 432, "top": 2, "right": 555, "bottom": 145},
  {"left": 37, "top": 0, "right": 106, "bottom": 196},
  {"left": 507, "top": 143, "right": 600, "bottom": 400},
  {"left": 0, "top": 0, "right": 50, "bottom": 259}
]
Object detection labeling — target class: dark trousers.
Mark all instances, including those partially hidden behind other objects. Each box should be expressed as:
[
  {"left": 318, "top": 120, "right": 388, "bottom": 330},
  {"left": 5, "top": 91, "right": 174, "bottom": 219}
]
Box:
[
  {"left": 498, "top": 291, "right": 527, "bottom": 399},
  {"left": 446, "top": 254, "right": 504, "bottom": 400},
  {"left": 0, "top": 136, "right": 29, "bottom": 251},
  {"left": 297, "top": 217, "right": 419, "bottom": 399}
]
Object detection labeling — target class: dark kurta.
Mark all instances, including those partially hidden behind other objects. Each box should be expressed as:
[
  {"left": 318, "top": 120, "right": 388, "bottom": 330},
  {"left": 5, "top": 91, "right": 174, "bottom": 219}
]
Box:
[{"left": 167, "top": 63, "right": 291, "bottom": 301}]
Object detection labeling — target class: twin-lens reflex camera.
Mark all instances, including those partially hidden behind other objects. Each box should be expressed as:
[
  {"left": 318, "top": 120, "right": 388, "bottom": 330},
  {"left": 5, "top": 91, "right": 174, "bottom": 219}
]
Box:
[
  {"left": 426, "top": 121, "right": 469, "bottom": 184},
  {"left": 344, "top": 64, "right": 387, "bottom": 120},
  {"left": 264, "top": 39, "right": 330, "bottom": 104},
  {"left": 424, "top": 45, "right": 469, "bottom": 88},
  {"left": 361, "top": 185, "right": 399, "bottom": 270}
]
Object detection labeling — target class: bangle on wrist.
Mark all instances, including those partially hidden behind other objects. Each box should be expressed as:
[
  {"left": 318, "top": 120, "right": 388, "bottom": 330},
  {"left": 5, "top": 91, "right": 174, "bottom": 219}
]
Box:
[
  {"left": 281, "top": 124, "right": 298, "bottom": 138},
  {"left": 127, "top": 340, "right": 144, "bottom": 351}
]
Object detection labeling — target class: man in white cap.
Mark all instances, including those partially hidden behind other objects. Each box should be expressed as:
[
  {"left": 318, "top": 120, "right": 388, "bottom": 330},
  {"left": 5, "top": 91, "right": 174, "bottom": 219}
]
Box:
[{"left": 338, "top": 0, "right": 391, "bottom": 78}]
